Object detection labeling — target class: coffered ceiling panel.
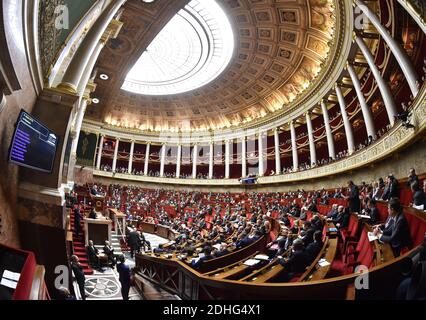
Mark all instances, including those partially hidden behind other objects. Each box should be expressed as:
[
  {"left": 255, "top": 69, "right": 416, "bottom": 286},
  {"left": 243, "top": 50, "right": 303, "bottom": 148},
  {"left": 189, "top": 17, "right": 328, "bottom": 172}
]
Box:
[{"left": 86, "top": 0, "right": 336, "bottom": 133}]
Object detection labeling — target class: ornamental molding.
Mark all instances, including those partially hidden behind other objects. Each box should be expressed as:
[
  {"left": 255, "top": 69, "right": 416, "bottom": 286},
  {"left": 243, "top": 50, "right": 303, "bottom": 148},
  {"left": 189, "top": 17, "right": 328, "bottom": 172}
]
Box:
[{"left": 92, "top": 86, "right": 426, "bottom": 186}]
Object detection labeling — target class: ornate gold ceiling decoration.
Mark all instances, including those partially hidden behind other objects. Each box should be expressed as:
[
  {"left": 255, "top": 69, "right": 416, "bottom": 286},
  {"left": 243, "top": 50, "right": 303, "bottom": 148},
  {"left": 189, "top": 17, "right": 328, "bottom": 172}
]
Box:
[{"left": 87, "top": 0, "right": 338, "bottom": 133}]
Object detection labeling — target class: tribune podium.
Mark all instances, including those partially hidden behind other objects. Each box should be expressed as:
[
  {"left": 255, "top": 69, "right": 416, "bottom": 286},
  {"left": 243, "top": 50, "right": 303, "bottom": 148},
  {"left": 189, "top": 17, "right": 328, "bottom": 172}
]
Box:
[
  {"left": 84, "top": 214, "right": 112, "bottom": 246},
  {"left": 90, "top": 194, "right": 105, "bottom": 213},
  {"left": 0, "top": 244, "right": 48, "bottom": 300}
]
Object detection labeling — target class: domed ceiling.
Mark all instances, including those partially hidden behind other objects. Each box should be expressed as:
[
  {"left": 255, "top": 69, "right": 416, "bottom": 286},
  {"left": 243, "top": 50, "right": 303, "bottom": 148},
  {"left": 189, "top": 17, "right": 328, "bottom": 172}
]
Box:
[{"left": 87, "top": 0, "right": 337, "bottom": 133}]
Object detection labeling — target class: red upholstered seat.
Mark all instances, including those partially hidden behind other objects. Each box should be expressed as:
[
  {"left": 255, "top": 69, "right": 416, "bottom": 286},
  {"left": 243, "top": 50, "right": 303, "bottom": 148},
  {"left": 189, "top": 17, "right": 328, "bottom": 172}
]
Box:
[
  {"left": 400, "top": 188, "right": 413, "bottom": 206},
  {"left": 375, "top": 202, "right": 388, "bottom": 223},
  {"left": 341, "top": 215, "right": 360, "bottom": 248}
]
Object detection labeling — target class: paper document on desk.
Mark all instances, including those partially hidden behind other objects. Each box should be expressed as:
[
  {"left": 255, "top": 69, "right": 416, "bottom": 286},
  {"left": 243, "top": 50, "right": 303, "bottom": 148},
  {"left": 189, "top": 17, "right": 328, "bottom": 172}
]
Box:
[
  {"left": 368, "top": 232, "right": 379, "bottom": 242},
  {"left": 357, "top": 214, "right": 371, "bottom": 220},
  {"left": 318, "top": 259, "right": 330, "bottom": 267},
  {"left": 254, "top": 254, "right": 270, "bottom": 261},
  {"left": 244, "top": 259, "right": 260, "bottom": 266}
]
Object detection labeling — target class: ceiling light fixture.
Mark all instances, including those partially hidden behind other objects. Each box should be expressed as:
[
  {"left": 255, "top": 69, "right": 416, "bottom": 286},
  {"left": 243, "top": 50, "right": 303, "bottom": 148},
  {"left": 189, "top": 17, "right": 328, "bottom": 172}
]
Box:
[
  {"left": 100, "top": 74, "right": 109, "bottom": 80},
  {"left": 92, "top": 98, "right": 100, "bottom": 104}
]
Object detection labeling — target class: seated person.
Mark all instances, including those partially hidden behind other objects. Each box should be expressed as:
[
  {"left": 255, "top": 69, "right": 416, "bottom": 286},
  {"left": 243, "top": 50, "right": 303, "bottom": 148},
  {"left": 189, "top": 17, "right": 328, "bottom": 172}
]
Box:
[
  {"left": 276, "top": 239, "right": 309, "bottom": 282},
  {"left": 103, "top": 240, "right": 116, "bottom": 268},
  {"left": 305, "top": 231, "right": 323, "bottom": 263},
  {"left": 300, "top": 221, "right": 315, "bottom": 246},
  {"left": 138, "top": 232, "right": 151, "bottom": 251},
  {"left": 363, "top": 199, "right": 379, "bottom": 224},
  {"left": 235, "top": 230, "right": 262, "bottom": 249},
  {"left": 89, "top": 208, "right": 97, "bottom": 219},
  {"left": 86, "top": 240, "right": 101, "bottom": 269},
  {"left": 213, "top": 243, "right": 230, "bottom": 257},
  {"left": 396, "top": 234, "right": 426, "bottom": 299},
  {"left": 311, "top": 215, "right": 324, "bottom": 232},
  {"left": 411, "top": 181, "right": 426, "bottom": 211},
  {"left": 272, "top": 237, "right": 289, "bottom": 259},
  {"left": 373, "top": 198, "right": 412, "bottom": 257},
  {"left": 326, "top": 204, "right": 338, "bottom": 219},
  {"left": 192, "top": 247, "right": 214, "bottom": 269},
  {"left": 327, "top": 205, "right": 349, "bottom": 229}
]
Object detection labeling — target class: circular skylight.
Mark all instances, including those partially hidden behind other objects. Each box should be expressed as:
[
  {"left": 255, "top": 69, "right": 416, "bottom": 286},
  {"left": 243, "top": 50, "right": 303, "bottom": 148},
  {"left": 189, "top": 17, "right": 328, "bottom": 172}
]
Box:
[{"left": 121, "top": 0, "right": 234, "bottom": 95}]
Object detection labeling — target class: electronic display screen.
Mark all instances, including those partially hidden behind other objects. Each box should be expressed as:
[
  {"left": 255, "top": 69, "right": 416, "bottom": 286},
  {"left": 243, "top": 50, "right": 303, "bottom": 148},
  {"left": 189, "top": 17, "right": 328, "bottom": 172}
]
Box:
[{"left": 9, "top": 110, "right": 58, "bottom": 173}]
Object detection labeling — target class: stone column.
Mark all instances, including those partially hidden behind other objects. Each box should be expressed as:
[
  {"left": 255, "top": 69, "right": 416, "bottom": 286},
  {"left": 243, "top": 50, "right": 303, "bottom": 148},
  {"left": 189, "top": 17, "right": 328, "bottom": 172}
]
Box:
[
  {"left": 347, "top": 63, "right": 376, "bottom": 139},
  {"left": 290, "top": 121, "right": 298, "bottom": 171},
  {"left": 66, "top": 97, "right": 89, "bottom": 183},
  {"left": 306, "top": 112, "right": 317, "bottom": 165},
  {"left": 321, "top": 101, "right": 336, "bottom": 159},
  {"left": 225, "top": 140, "right": 230, "bottom": 179},
  {"left": 336, "top": 85, "right": 355, "bottom": 154},
  {"left": 208, "top": 142, "right": 214, "bottom": 179},
  {"left": 192, "top": 144, "right": 198, "bottom": 179},
  {"left": 258, "top": 133, "right": 264, "bottom": 176},
  {"left": 274, "top": 129, "right": 281, "bottom": 175},
  {"left": 57, "top": 2, "right": 126, "bottom": 93},
  {"left": 160, "top": 144, "right": 166, "bottom": 177},
  {"left": 356, "top": 0, "right": 420, "bottom": 96},
  {"left": 355, "top": 35, "right": 397, "bottom": 126},
  {"left": 176, "top": 144, "right": 182, "bottom": 178},
  {"left": 241, "top": 137, "right": 247, "bottom": 178},
  {"left": 112, "top": 138, "right": 119, "bottom": 172},
  {"left": 128, "top": 140, "right": 134, "bottom": 174},
  {"left": 144, "top": 143, "right": 150, "bottom": 175},
  {"left": 96, "top": 135, "right": 104, "bottom": 170}
]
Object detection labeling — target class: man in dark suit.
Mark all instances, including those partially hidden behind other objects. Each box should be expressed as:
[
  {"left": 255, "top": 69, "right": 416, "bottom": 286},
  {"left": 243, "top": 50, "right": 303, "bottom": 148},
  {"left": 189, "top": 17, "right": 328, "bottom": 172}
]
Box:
[
  {"left": 103, "top": 240, "right": 116, "bottom": 268},
  {"left": 127, "top": 229, "right": 141, "bottom": 258},
  {"left": 73, "top": 206, "right": 83, "bottom": 235},
  {"left": 235, "top": 230, "right": 261, "bottom": 249},
  {"left": 389, "top": 175, "right": 400, "bottom": 199},
  {"left": 375, "top": 198, "right": 412, "bottom": 257},
  {"left": 411, "top": 181, "right": 426, "bottom": 210},
  {"left": 328, "top": 205, "right": 349, "bottom": 229},
  {"left": 311, "top": 215, "right": 324, "bottom": 232},
  {"left": 277, "top": 239, "right": 308, "bottom": 282},
  {"left": 300, "top": 221, "right": 315, "bottom": 246},
  {"left": 346, "top": 181, "right": 360, "bottom": 213},
  {"left": 271, "top": 237, "right": 289, "bottom": 259},
  {"left": 382, "top": 177, "right": 391, "bottom": 200},
  {"left": 138, "top": 232, "right": 151, "bottom": 251},
  {"left": 86, "top": 240, "right": 101, "bottom": 269},
  {"left": 383, "top": 175, "right": 400, "bottom": 200},
  {"left": 70, "top": 255, "right": 86, "bottom": 300},
  {"left": 214, "top": 243, "right": 230, "bottom": 257},
  {"left": 365, "top": 199, "right": 380, "bottom": 224},
  {"left": 305, "top": 231, "right": 323, "bottom": 263},
  {"left": 192, "top": 247, "right": 214, "bottom": 269},
  {"left": 89, "top": 208, "right": 97, "bottom": 219},
  {"left": 116, "top": 255, "right": 132, "bottom": 300},
  {"left": 407, "top": 168, "right": 419, "bottom": 187}
]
